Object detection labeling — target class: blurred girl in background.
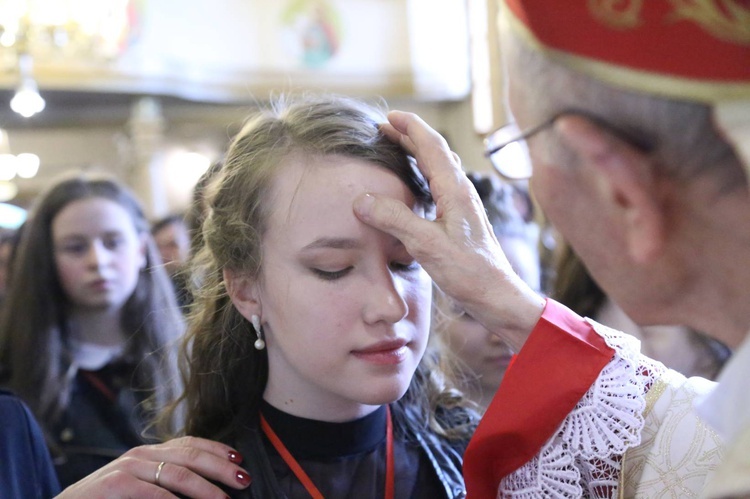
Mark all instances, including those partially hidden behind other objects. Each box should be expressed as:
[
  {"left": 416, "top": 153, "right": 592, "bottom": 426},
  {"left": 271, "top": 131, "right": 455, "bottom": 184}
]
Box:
[
  {"left": 0, "top": 174, "right": 184, "bottom": 488},
  {"left": 433, "top": 173, "right": 542, "bottom": 411}
]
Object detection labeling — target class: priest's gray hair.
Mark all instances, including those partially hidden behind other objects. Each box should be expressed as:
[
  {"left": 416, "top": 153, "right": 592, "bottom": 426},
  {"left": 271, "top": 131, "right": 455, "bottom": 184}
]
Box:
[{"left": 502, "top": 29, "right": 745, "bottom": 190}]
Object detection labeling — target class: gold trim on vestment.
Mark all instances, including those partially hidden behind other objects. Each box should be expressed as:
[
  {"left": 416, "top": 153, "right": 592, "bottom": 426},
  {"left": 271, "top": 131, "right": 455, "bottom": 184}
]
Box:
[
  {"left": 588, "top": 0, "right": 644, "bottom": 30},
  {"left": 617, "top": 375, "right": 671, "bottom": 497},
  {"left": 669, "top": 0, "right": 750, "bottom": 45}
]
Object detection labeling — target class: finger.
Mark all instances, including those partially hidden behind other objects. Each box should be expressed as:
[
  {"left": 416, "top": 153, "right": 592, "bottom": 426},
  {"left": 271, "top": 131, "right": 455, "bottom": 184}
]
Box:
[
  {"left": 353, "top": 193, "right": 438, "bottom": 259},
  {"left": 379, "top": 122, "right": 416, "bottom": 157},
  {"left": 384, "top": 111, "right": 461, "bottom": 182},
  {"left": 125, "top": 438, "right": 251, "bottom": 490},
  {"left": 169, "top": 436, "right": 244, "bottom": 464},
  {"left": 148, "top": 460, "right": 244, "bottom": 498}
]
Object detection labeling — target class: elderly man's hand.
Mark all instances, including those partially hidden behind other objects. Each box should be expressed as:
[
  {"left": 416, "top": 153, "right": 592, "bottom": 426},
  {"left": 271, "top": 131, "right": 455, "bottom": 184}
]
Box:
[{"left": 353, "top": 110, "right": 545, "bottom": 351}]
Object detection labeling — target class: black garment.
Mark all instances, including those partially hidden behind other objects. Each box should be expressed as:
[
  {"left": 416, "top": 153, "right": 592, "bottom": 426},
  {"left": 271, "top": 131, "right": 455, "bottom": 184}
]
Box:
[
  {"left": 50, "top": 361, "right": 149, "bottom": 489},
  {"left": 170, "top": 271, "right": 192, "bottom": 311},
  {"left": 0, "top": 390, "right": 60, "bottom": 499},
  {"left": 227, "top": 402, "right": 467, "bottom": 499}
]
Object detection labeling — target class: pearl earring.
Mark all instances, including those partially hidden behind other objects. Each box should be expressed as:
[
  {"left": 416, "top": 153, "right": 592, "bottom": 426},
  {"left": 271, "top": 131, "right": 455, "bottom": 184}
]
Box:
[{"left": 251, "top": 314, "right": 265, "bottom": 350}]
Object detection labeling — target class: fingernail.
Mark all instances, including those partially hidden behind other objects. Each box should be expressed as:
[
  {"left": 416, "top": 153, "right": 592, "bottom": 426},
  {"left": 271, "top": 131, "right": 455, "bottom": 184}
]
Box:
[
  {"left": 228, "top": 449, "right": 243, "bottom": 463},
  {"left": 236, "top": 470, "right": 251, "bottom": 487},
  {"left": 354, "top": 193, "right": 375, "bottom": 218}
]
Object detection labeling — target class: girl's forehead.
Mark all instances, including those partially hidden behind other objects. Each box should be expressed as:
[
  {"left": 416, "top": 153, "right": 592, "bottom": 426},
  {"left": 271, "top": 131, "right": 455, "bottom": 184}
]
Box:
[
  {"left": 269, "top": 156, "right": 413, "bottom": 218},
  {"left": 259, "top": 156, "right": 419, "bottom": 250},
  {"left": 53, "top": 197, "right": 135, "bottom": 232}
]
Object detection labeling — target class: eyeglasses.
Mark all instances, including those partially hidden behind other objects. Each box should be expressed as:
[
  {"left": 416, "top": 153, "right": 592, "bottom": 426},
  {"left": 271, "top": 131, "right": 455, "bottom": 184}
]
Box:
[{"left": 483, "top": 110, "right": 655, "bottom": 181}]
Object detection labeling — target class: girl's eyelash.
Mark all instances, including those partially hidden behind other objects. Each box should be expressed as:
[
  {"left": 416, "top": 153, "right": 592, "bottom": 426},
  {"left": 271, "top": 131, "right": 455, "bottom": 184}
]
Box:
[
  {"left": 391, "top": 261, "right": 420, "bottom": 272},
  {"left": 312, "top": 262, "right": 419, "bottom": 281},
  {"left": 312, "top": 267, "right": 352, "bottom": 281}
]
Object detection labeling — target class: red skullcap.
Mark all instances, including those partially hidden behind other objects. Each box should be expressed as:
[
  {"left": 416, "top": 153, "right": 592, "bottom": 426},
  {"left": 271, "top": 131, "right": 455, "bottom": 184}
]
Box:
[{"left": 502, "top": 0, "right": 750, "bottom": 103}]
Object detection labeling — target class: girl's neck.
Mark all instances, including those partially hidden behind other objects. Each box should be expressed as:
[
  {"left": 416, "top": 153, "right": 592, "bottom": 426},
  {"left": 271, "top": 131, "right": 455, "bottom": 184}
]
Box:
[
  {"left": 262, "top": 391, "right": 381, "bottom": 423},
  {"left": 260, "top": 401, "right": 387, "bottom": 459},
  {"left": 68, "top": 307, "right": 127, "bottom": 347}
]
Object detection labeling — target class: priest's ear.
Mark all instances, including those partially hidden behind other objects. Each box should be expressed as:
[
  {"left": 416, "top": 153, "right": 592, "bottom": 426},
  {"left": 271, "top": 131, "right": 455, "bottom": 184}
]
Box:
[{"left": 556, "top": 115, "right": 666, "bottom": 264}]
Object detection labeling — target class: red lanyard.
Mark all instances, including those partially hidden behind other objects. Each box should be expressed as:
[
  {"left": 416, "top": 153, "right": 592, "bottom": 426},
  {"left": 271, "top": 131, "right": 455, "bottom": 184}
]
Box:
[
  {"left": 260, "top": 405, "right": 395, "bottom": 499},
  {"left": 81, "top": 370, "right": 117, "bottom": 402}
]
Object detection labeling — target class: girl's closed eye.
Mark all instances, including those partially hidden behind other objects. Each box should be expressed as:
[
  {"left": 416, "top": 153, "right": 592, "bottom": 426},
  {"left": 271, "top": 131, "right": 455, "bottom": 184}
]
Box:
[
  {"left": 311, "top": 266, "right": 353, "bottom": 281},
  {"left": 390, "top": 260, "right": 421, "bottom": 273},
  {"left": 59, "top": 241, "right": 88, "bottom": 256}
]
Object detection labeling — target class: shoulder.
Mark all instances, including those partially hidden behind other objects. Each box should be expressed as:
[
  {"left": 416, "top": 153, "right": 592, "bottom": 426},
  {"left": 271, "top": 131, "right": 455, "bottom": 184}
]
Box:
[
  {"left": 0, "top": 389, "right": 44, "bottom": 445},
  {"left": 0, "top": 389, "right": 31, "bottom": 419},
  {"left": 0, "top": 389, "right": 62, "bottom": 497}
]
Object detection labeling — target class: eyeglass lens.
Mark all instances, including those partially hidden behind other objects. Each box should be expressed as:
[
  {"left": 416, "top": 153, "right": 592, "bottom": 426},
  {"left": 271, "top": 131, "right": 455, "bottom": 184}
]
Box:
[{"left": 484, "top": 124, "right": 533, "bottom": 180}]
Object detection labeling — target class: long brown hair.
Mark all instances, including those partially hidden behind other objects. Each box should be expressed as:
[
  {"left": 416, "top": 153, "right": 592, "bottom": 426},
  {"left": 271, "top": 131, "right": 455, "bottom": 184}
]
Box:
[
  {"left": 0, "top": 173, "right": 184, "bottom": 430},
  {"left": 161, "top": 94, "right": 477, "bottom": 442}
]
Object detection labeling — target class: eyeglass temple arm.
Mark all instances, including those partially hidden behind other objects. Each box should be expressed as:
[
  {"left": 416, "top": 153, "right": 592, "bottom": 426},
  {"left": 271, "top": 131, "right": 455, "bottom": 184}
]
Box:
[{"left": 483, "top": 115, "right": 559, "bottom": 157}]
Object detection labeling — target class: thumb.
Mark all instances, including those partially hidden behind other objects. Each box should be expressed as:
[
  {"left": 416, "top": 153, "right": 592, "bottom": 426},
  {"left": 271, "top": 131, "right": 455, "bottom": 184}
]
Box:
[{"left": 353, "top": 193, "right": 433, "bottom": 255}]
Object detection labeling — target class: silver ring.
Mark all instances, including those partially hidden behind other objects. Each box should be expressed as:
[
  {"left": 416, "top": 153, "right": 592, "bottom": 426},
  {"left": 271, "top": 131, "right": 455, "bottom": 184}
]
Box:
[{"left": 155, "top": 461, "right": 166, "bottom": 486}]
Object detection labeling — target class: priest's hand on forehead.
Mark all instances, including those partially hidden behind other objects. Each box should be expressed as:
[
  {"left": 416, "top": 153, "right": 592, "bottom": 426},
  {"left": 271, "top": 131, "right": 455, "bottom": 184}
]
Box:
[{"left": 354, "top": 110, "right": 545, "bottom": 352}]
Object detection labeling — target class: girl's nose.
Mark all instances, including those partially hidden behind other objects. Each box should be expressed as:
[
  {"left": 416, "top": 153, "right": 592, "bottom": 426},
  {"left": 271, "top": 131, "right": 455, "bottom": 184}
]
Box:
[
  {"left": 363, "top": 270, "right": 409, "bottom": 325},
  {"left": 86, "top": 241, "right": 109, "bottom": 268}
]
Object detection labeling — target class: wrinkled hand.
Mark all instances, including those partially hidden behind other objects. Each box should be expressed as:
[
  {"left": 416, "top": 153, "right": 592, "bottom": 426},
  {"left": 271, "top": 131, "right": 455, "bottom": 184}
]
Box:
[
  {"left": 353, "top": 111, "right": 545, "bottom": 350},
  {"left": 56, "top": 436, "right": 250, "bottom": 499}
]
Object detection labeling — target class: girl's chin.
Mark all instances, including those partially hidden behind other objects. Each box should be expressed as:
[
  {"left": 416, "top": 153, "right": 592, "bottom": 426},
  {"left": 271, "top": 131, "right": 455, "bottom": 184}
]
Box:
[{"left": 353, "top": 383, "right": 411, "bottom": 407}]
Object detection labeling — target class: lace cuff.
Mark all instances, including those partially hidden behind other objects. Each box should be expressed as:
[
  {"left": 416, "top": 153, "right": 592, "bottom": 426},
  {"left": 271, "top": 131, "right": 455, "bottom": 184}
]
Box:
[{"left": 498, "top": 320, "right": 666, "bottom": 498}]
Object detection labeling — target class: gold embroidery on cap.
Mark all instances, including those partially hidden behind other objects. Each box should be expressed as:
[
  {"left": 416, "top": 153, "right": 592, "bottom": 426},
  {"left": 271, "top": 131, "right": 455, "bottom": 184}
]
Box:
[
  {"left": 668, "top": 0, "right": 750, "bottom": 45},
  {"left": 588, "top": 0, "right": 644, "bottom": 29}
]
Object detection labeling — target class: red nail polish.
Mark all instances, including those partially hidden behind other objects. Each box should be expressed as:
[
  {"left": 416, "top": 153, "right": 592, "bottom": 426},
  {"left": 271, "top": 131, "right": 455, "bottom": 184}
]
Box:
[
  {"left": 228, "top": 450, "right": 243, "bottom": 463},
  {"left": 236, "top": 470, "right": 251, "bottom": 486}
]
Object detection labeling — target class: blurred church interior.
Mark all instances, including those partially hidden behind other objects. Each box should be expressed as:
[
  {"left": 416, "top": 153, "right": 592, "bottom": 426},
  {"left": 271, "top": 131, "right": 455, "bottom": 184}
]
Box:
[{"left": 0, "top": 0, "right": 507, "bottom": 227}]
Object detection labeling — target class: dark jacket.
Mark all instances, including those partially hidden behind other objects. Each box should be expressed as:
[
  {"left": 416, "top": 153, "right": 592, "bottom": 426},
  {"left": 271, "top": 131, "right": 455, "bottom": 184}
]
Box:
[
  {"left": 49, "top": 362, "right": 149, "bottom": 489},
  {"left": 0, "top": 390, "right": 60, "bottom": 499}
]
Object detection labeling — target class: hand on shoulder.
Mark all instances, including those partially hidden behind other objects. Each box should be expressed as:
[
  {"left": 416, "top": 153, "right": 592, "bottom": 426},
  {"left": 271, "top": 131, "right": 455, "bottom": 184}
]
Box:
[{"left": 56, "top": 436, "right": 250, "bottom": 499}]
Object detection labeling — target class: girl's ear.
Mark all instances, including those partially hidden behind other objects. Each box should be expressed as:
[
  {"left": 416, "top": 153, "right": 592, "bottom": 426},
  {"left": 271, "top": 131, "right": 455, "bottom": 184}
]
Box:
[{"left": 223, "top": 268, "right": 261, "bottom": 321}]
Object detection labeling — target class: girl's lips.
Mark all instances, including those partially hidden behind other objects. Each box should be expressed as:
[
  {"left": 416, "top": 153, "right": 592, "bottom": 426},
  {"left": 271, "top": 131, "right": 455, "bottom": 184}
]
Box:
[
  {"left": 88, "top": 278, "right": 113, "bottom": 291},
  {"left": 352, "top": 339, "right": 409, "bottom": 365}
]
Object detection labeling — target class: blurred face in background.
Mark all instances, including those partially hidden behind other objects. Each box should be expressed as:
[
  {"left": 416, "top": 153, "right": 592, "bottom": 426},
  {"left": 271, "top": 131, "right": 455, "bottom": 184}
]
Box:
[
  {"left": 439, "top": 296, "right": 515, "bottom": 410},
  {"left": 437, "top": 177, "right": 539, "bottom": 409},
  {"left": 53, "top": 197, "right": 146, "bottom": 312},
  {"left": 153, "top": 220, "right": 190, "bottom": 275}
]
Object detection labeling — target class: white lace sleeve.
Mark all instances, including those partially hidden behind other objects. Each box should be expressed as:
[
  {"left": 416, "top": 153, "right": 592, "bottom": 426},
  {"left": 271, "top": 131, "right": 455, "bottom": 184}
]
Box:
[{"left": 497, "top": 320, "right": 667, "bottom": 498}]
